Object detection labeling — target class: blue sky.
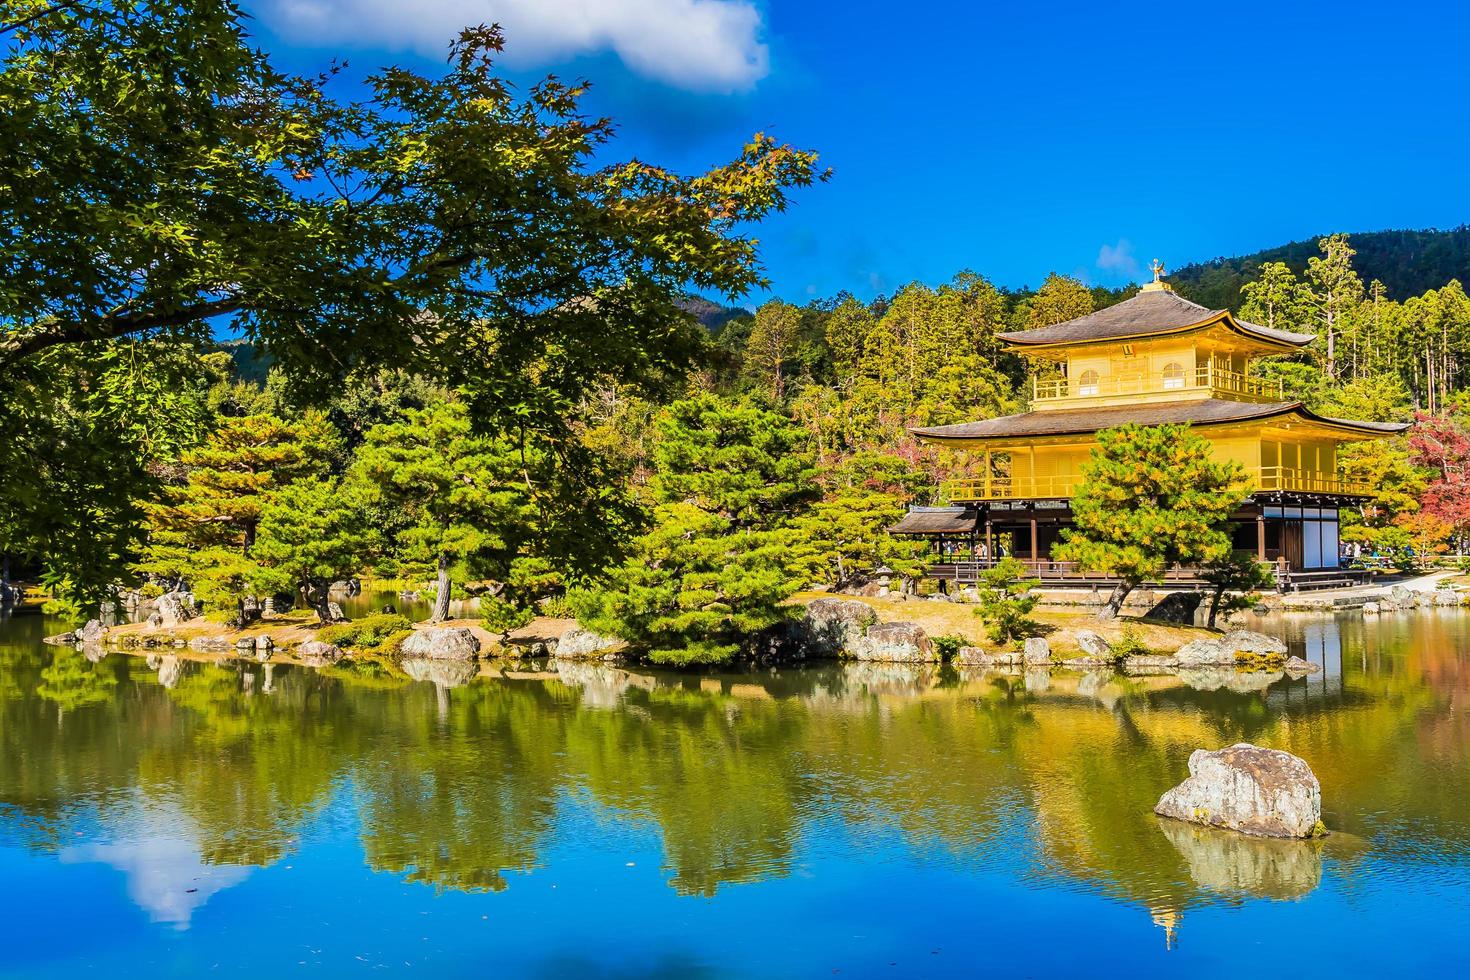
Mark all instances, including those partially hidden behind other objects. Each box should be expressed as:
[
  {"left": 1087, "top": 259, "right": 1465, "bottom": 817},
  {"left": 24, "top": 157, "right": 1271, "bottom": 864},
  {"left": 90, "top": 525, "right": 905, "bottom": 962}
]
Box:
[{"left": 244, "top": 1, "right": 1470, "bottom": 304}]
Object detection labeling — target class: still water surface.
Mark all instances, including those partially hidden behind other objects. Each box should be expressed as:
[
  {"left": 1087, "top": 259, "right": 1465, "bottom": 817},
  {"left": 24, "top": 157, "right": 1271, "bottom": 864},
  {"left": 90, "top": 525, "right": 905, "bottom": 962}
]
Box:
[{"left": 2, "top": 599, "right": 1468, "bottom": 977}]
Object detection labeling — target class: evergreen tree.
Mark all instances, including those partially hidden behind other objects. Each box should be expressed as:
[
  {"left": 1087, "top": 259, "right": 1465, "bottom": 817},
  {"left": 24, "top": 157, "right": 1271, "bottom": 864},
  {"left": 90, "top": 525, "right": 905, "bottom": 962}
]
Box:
[
  {"left": 1239, "top": 261, "right": 1309, "bottom": 333},
  {"left": 1055, "top": 424, "right": 1250, "bottom": 619},
  {"left": 1199, "top": 552, "right": 1275, "bottom": 630},
  {"left": 1024, "top": 273, "right": 1094, "bottom": 328},
  {"left": 824, "top": 296, "right": 876, "bottom": 385},
  {"left": 352, "top": 399, "right": 533, "bottom": 622},
  {"left": 744, "top": 300, "right": 803, "bottom": 401},
  {"left": 572, "top": 394, "right": 815, "bottom": 664},
  {"left": 974, "top": 558, "right": 1040, "bottom": 644},
  {"left": 1306, "top": 234, "right": 1365, "bottom": 380},
  {"left": 135, "top": 412, "right": 338, "bottom": 618},
  {"left": 252, "top": 478, "right": 376, "bottom": 623}
]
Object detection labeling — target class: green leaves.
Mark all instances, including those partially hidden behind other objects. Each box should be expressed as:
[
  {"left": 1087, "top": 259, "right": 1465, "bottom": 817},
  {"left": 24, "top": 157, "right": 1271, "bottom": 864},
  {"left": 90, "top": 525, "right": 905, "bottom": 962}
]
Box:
[{"left": 1055, "top": 423, "right": 1250, "bottom": 588}]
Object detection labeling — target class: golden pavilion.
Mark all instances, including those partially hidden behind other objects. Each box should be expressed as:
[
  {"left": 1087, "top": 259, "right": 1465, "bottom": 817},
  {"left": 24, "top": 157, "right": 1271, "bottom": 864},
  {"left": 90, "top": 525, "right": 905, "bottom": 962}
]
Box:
[{"left": 892, "top": 263, "right": 1407, "bottom": 587}]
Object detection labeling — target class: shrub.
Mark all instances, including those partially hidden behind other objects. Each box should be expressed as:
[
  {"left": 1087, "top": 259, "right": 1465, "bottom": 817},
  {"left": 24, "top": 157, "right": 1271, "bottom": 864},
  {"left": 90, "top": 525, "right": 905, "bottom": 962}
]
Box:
[
  {"left": 480, "top": 595, "right": 535, "bottom": 633},
  {"left": 1112, "top": 625, "right": 1150, "bottom": 659},
  {"left": 974, "top": 558, "right": 1040, "bottom": 644},
  {"left": 932, "top": 634, "right": 966, "bottom": 661},
  {"left": 378, "top": 629, "right": 414, "bottom": 657},
  {"left": 316, "top": 613, "right": 413, "bottom": 649},
  {"left": 539, "top": 594, "right": 574, "bottom": 619},
  {"left": 138, "top": 582, "right": 164, "bottom": 600}
]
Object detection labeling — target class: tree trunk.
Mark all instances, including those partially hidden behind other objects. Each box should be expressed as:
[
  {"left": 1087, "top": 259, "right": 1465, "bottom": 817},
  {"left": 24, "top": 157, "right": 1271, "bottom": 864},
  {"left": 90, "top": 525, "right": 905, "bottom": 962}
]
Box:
[
  {"left": 432, "top": 552, "right": 452, "bottom": 623},
  {"left": 1207, "top": 585, "right": 1225, "bottom": 630},
  {"left": 310, "top": 579, "right": 337, "bottom": 624},
  {"left": 1096, "top": 581, "right": 1133, "bottom": 620},
  {"left": 0, "top": 553, "right": 10, "bottom": 605}
]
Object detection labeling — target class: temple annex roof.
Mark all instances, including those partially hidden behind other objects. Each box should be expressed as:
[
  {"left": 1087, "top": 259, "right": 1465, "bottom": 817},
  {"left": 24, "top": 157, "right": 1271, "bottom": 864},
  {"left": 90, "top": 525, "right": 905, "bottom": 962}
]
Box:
[
  {"left": 888, "top": 507, "right": 979, "bottom": 534},
  {"left": 996, "top": 288, "right": 1317, "bottom": 350},
  {"left": 912, "top": 399, "right": 1408, "bottom": 443}
]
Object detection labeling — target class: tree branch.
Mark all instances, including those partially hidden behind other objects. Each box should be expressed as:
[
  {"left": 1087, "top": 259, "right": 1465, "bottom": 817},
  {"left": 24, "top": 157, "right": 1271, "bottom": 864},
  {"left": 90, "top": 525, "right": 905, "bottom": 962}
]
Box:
[{"left": 0, "top": 295, "right": 246, "bottom": 366}]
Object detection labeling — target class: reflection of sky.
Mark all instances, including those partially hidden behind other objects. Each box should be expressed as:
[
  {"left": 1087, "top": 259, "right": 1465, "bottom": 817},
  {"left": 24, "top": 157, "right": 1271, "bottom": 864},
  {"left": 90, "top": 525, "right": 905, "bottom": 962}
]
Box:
[{"left": 59, "top": 834, "right": 252, "bottom": 929}]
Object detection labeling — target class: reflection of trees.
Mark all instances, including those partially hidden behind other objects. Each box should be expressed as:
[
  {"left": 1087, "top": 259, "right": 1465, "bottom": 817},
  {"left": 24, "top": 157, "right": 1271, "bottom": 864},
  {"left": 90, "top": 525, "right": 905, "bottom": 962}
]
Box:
[
  {"left": 4, "top": 612, "right": 1470, "bottom": 917},
  {"left": 356, "top": 682, "right": 565, "bottom": 891}
]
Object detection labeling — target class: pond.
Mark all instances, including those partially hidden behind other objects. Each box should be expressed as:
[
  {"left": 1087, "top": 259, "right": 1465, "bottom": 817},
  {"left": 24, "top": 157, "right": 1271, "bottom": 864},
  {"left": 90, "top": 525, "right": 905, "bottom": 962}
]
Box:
[{"left": 2, "top": 599, "right": 1468, "bottom": 977}]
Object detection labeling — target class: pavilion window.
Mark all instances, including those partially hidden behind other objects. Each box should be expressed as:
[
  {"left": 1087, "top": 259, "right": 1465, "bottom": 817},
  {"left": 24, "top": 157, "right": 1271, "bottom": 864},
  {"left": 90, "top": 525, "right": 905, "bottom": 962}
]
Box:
[
  {"left": 1078, "top": 369, "right": 1100, "bottom": 396},
  {"left": 1161, "top": 361, "right": 1185, "bottom": 389}
]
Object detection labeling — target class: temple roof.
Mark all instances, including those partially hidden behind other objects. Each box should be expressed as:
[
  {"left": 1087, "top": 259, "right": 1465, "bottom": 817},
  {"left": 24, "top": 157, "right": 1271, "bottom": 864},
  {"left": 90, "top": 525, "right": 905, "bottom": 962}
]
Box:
[
  {"left": 912, "top": 399, "right": 1408, "bottom": 442},
  {"left": 889, "top": 507, "right": 978, "bottom": 534},
  {"left": 996, "top": 289, "right": 1317, "bottom": 349}
]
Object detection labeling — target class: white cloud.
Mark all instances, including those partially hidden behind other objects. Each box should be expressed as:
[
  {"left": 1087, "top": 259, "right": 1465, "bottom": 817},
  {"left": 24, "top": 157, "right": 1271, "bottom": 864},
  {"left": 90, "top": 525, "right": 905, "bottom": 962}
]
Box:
[
  {"left": 1096, "top": 239, "right": 1140, "bottom": 278},
  {"left": 258, "top": 0, "right": 769, "bottom": 91}
]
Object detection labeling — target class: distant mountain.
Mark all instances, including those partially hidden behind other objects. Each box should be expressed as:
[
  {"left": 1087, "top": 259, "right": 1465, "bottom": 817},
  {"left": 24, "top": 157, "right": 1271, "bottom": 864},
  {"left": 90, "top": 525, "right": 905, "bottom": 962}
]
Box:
[
  {"left": 1168, "top": 227, "right": 1470, "bottom": 310},
  {"left": 679, "top": 295, "right": 751, "bottom": 332}
]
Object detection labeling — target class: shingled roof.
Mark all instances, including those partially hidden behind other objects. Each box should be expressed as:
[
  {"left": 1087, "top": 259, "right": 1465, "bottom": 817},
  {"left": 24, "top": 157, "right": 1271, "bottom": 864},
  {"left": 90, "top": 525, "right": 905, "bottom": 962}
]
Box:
[
  {"left": 912, "top": 399, "right": 1408, "bottom": 442},
  {"left": 889, "top": 507, "right": 979, "bottom": 534},
  {"left": 996, "top": 288, "right": 1317, "bottom": 348}
]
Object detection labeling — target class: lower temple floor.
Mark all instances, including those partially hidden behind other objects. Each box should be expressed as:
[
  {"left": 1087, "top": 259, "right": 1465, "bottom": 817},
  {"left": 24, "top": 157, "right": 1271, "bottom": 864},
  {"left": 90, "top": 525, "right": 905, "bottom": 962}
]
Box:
[{"left": 891, "top": 495, "right": 1368, "bottom": 588}]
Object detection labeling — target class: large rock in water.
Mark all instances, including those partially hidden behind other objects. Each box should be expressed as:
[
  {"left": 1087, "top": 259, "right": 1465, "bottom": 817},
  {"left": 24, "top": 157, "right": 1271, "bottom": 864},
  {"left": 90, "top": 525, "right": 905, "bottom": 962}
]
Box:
[
  {"left": 156, "top": 592, "right": 197, "bottom": 627},
  {"left": 297, "top": 640, "right": 346, "bottom": 667},
  {"left": 555, "top": 627, "right": 623, "bottom": 661},
  {"left": 399, "top": 627, "right": 480, "bottom": 661},
  {"left": 852, "top": 622, "right": 936, "bottom": 663},
  {"left": 802, "top": 598, "right": 878, "bottom": 656},
  {"left": 1023, "top": 637, "right": 1052, "bottom": 665},
  {"left": 1154, "top": 743, "right": 1323, "bottom": 838},
  {"left": 1175, "top": 638, "right": 1233, "bottom": 667},
  {"left": 1220, "top": 630, "right": 1288, "bottom": 657}
]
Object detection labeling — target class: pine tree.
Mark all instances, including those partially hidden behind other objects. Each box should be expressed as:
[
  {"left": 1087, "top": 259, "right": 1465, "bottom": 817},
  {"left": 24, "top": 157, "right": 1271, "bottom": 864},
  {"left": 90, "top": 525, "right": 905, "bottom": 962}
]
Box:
[
  {"left": 252, "top": 478, "right": 377, "bottom": 623},
  {"left": 1054, "top": 424, "right": 1250, "bottom": 619},
  {"left": 352, "top": 399, "right": 533, "bottom": 622},
  {"left": 135, "top": 412, "right": 339, "bottom": 618},
  {"left": 1306, "top": 234, "right": 1365, "bottom": 380},
  {"left": 1024, "top": 273, "right": 1094, "bottom": 328},
  {"left": 744, "top": 300, "right": 803, "bottom": 401},
  {"left": 1239, "top": 261, "right": 1309, "bottom": 333},
  {"left": 572, "top": 394, "right": 815, "bottom": 664}
]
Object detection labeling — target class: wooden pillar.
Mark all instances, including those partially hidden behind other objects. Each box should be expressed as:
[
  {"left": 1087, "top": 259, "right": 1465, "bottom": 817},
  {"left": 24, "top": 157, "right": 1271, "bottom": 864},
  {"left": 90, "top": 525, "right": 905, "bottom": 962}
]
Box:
[
  {"left": 985, "top": 518, "right": 994, "bottom": 563},
  {"left": 1256, "top": 512, "right": 1267, "bottom": 561},
  {"left": 1029, "top": 513, "right": 1039, "bottom": 562}
]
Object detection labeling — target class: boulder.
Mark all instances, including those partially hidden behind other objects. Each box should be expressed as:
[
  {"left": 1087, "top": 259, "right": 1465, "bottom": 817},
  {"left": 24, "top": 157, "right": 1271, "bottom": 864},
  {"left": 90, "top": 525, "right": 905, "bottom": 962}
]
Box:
[
  {"left": 1361, "top": 601, "right": 1380, "bottom": 616},
  {"left": 1389, "top": 584, "right": 1414, "bottom": 606},
  {"left": 156, "top": 592, "right": 197, "bottom": 627},
  {"left": 1154, "top": 742, "right": 1323, "bottom": 838},
  {"left": 297, "top": 640, "right": 346, "bottom": 667},
  {"left": 1124, "top": 653, "right": 1180, "bottom": 674},
  {"left": 1283, "top": 655, "right": 1321, "bottom": 676},
  {"left": 956, "top": 646, "right": 1018, "bottom": 666},
  {"left": 802, "top": 598, "right": 878, "bottom": 656},
  {"left": 401, "top": 658, "right": 479, "bottom": 688},
  {"left": 188, "top": 635, "right": 232, "bottom": 653},
  {"left": 1146, "top": 592, "right": 1203, "bottom": 625},
  {"left": 555, "top": 627, "right": 624, "bottom": 661},
  {"left": 1074, "top": 630, "right": 1113, "bottom": 660},
  {"left": 1023, "top": 636, "right": 1052, "bottom": 665},
  {"left": 852, "top": 622, "right": 936, "bottom": 663},
  {"left": 1435, "top": 589, "right": 1461, "bottom": 606},
  {"left": 77, "top": 619, "right": 105, "bottom": 643},
  {"left": 1175, "top": 638, "right": 1233, "bottom": 667},
  {"left": 399, "top": 627, "right": 480, "bottom": 661},
  {"left": 1064, "top": 656, "right": 1115, "bottom": 669},
  {"left": 1220, "top": 630, "right": 1288, "bottom": 657}
]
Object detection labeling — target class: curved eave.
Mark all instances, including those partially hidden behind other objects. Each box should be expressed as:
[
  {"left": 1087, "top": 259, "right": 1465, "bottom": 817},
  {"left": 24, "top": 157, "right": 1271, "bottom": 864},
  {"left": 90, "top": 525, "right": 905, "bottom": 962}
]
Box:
[
  {"left": 998, "top": 311, "right": 1316, "bottom": 355},
  {"left": 912, "top": 405, "right": 1407, "bottom": 447}
]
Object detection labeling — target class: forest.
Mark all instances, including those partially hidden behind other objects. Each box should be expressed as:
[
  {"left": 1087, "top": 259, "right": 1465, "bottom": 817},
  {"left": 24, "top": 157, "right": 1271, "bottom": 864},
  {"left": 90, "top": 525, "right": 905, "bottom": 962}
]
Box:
[{"left": 6, "top": 2, "right": 1470, "bottom": 666}]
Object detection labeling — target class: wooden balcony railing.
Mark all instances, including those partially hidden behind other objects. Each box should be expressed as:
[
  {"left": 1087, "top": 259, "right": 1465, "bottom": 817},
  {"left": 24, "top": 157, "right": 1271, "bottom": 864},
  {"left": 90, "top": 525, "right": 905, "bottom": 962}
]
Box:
[
  {"left": 945, "top": 466, "right": 1371, "bottom": 502},
  {"left": 1032, "top": 365, "right": 1283, "bottom": 403}
]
